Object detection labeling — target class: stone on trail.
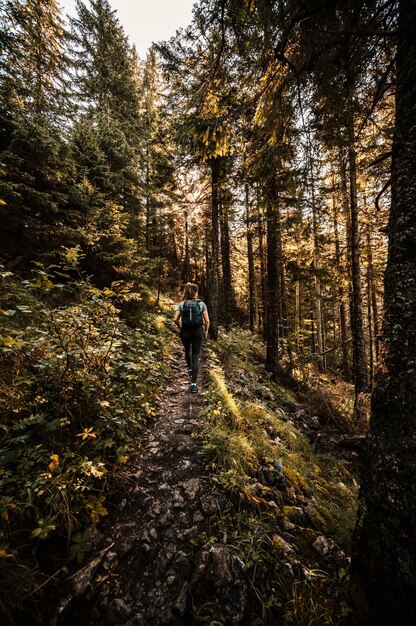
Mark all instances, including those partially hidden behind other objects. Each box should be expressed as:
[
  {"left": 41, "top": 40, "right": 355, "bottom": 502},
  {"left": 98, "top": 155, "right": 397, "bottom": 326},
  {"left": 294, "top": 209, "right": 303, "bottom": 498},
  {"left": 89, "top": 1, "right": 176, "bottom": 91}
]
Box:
[
  {"left": 189, "top": 543, "right": 247, "bottom": 624},
  {"left": 272, "top": 534, "right": 296, "bottom": 557},
  {"left": 312, "top": 535, "right": 345, "bottom": 561},
  {"left": 106, "top": 597, "right": 132, "bottom": 624},
  {"left": 174, "top": 581, "right": 188, "bottom": 617},
  {"left": 179, "top": 477, "right": 201, "bottom": 499}
]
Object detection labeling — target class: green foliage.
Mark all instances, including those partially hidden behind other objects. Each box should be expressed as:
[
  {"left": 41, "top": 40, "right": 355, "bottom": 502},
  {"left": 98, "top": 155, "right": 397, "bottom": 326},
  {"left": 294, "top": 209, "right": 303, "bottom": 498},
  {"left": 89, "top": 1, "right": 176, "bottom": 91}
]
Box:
[
  {"left": 0, "top": 255, "right": 172, "bottom": 619},
  {"left": 200, "top": 328, "right": 358, "bottom": 624}
]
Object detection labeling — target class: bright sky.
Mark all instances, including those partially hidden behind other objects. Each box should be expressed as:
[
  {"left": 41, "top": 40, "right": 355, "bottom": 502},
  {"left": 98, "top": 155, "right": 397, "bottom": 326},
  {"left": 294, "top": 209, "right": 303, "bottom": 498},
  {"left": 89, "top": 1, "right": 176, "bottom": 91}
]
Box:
[{"left": 59, "top": 0, "right": 196, "bottom": 58}]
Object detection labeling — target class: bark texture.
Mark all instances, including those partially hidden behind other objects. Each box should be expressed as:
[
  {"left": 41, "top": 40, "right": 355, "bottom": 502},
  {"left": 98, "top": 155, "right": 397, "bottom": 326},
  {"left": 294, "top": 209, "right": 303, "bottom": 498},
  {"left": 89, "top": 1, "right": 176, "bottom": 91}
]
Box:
[
  {"left": 209, "top": 157, "right": 220, "bottom": 339},
  {"left": 245, "top": 183, "right": 256, "bottom": 332},
  {"left": 266, "top": 176, "right": 279, "bottom": 372},
  {"left": 348, "top": 135, "right": 368, "bottom": 399},
  {"left": 332, "top": 181, "right": 350, "bottom": 380},
  {"left": 219, "top": 192, "right": 235, "bottom": 325},
  {"left": 353, "top": 3, "right": 416, "bottom": 623}
]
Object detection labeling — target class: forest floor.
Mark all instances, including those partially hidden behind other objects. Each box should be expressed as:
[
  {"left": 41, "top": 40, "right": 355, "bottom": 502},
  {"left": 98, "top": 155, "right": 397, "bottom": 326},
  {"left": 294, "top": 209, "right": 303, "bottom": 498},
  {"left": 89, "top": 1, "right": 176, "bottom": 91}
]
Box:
[
  {"left": 51, "top": 331, "right": 362, "bottom": 626},
  {"left": 55, "top": 343, "right": 235, "bottom": 626}
]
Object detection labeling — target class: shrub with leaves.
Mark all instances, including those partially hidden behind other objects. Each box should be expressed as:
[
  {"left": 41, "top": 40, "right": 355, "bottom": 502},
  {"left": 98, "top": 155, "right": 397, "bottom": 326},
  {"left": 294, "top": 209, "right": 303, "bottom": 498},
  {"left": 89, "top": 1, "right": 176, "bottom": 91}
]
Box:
[
  {"left": 0, "top": 254, "right": 172, "bottom": 621},
  {"left": 199, "top": 329, "right": 358, "bottom": 625}
]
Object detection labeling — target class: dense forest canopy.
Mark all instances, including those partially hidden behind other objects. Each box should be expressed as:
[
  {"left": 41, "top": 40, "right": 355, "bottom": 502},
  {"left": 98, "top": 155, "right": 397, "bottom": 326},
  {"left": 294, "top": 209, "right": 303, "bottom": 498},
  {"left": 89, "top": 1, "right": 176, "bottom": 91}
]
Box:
[{"left": 1, "top": 0, "right": 415, "bottom": 624}]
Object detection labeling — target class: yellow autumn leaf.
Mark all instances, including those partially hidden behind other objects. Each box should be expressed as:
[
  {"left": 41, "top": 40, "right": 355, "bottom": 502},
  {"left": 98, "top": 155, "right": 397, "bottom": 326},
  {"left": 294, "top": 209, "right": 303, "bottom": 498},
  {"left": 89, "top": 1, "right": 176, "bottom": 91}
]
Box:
[
  {"left": 76, "top": 427, "right": 98, "bottom": 440},
  {"left": 48, "top": 454, "right": 60, "bottom": 472},
  {"left": 0, "top": 548, "right": 12, "bottom": 558},
  {"left": 89, "top": 464, "right": 106, "bottom": 478}
]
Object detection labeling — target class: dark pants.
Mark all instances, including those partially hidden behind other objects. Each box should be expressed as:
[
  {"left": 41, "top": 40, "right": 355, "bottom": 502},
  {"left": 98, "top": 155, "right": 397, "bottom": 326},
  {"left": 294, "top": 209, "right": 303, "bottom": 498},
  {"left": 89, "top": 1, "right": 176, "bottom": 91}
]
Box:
[{"left": 180, "top": 326, "right": 204, "bottom": 383}]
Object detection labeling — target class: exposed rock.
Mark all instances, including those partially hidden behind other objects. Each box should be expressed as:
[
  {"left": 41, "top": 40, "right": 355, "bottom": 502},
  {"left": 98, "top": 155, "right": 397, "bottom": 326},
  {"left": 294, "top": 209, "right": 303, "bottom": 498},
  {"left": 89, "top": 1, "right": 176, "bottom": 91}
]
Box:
[
  {"left": 282, "top": 518, "right": 296, "bottom": 532},
  {"left": 258, "top": 465, "right": 286, "bottom": 487},
  {"left": 275, "top": 407, "right": 287, "bottom": 420},
  {"left": 273, "top": 458, "right": 284, "bottom": 473},
  {"left": 106, "top": 597, "right": 132, "bottom": 624},
  {"left": 310, "top": 416, "right": 320, "bottom": 428},
  {"left": 268, "top": 500, "right": 279, "bottom": 509},
  {"left": 171, "top": 552, "right": 192, "bottom": 578},
  {"left": 147, "top": 500, "right": 162, "bottom": 517},
  {"left": 118, "top": 539, "right": 136, "bottom": 557},
  {"left": 287, "top": 506, "right": 309, "bottom": 526},
  {"left": 181, "top": 525, "right": 199, "bottom": 539},
  {"left": 200, "top": 494, "right": 220, "bottom": 514},
  {"left": 193, "top": 510, "right": 204, "bottom": 523},
  {"left": 56, "top": 543, "right": 114, "bottom": 618},
  {"left": 179, "top": 477, "right": 201, "bottom": 499},
  {"left": 289, "top": 559, "right": 311, "bottom": 582},
  {"left": 189, "top": 543, "right": 247, "bottom": 624},
  {"left": 157, "top": 511, "right": 174, "bottom": 528},
  {"left": 314, "top": 535, "right": 336, "bottom": 557},
  {"left": 172, "top": 489, "right": 185, "bottom": 509},
  {"left": 272, "top": 534, "right": 296, "bottom": 557},
  {"left": 255, "top": 384, "right": 274, "bottom": 400},
  {"left": 173, "top": 581, "right": 188, "bottom": 617},
  {"left": 312, "top": 535, "right": 345, "bottom": 561}
]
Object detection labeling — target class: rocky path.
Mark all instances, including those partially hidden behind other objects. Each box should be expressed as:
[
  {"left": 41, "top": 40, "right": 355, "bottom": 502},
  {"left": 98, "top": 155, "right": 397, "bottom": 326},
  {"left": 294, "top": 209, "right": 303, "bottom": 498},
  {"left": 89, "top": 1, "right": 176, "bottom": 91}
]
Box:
[{"left": 56, "top": 343, "right": 242, "bottom": 626}]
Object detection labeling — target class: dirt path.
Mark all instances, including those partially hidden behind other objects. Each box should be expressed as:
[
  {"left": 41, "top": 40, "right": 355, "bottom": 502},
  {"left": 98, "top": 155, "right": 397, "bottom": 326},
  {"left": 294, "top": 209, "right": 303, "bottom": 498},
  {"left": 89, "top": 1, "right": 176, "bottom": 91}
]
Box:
[{"left": 57, "top": 343, "right": 228, "bottom": 626}]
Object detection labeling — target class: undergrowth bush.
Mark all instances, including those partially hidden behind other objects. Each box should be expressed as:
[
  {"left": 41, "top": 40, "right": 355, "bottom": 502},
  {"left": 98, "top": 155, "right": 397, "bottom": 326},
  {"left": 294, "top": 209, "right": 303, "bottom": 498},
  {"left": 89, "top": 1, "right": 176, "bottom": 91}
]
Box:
[
  {"left": 0, "top": 252, "right": 173, "bottom": 622},
  {"left": 200, "top": 328, "right": 358, "bottom": 625}
]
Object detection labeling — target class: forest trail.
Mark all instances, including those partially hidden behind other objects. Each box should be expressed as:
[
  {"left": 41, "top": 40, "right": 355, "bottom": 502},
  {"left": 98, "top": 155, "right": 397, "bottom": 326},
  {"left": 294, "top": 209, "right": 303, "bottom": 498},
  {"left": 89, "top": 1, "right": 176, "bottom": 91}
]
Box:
[{"left": 57, "top": 343, "right": 224, "bottom": 626}]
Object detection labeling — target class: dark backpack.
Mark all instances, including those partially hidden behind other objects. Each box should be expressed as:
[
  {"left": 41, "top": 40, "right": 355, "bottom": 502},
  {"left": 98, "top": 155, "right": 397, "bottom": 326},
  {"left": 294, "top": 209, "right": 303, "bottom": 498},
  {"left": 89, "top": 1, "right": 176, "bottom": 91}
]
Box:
[{"left": 182, "top": 300, "right": 203, "bottom": 327}]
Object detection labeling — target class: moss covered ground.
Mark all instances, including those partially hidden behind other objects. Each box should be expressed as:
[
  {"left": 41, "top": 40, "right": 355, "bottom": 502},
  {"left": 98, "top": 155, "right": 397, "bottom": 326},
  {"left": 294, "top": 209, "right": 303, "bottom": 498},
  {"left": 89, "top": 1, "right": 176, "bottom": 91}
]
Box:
[{"left": 198, "top": 328, "right": 359, "bottom": 625}]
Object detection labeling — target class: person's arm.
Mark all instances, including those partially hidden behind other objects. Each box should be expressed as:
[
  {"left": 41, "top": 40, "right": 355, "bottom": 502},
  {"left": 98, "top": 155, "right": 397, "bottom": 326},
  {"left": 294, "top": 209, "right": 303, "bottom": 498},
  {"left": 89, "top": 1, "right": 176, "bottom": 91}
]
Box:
[
  {"left": 173, "top": 309, "right": 181, "bottom": 329},
  {"left": 203, "top": 310, "right": 210, "bottom": 337}
]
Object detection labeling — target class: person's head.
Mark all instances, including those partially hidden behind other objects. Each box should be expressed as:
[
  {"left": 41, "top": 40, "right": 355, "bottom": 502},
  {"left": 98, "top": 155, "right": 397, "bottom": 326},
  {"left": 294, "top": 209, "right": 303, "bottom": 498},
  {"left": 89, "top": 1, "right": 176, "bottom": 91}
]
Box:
[{"left": 183, "top": 282, "right": 198, "bottom": 300}]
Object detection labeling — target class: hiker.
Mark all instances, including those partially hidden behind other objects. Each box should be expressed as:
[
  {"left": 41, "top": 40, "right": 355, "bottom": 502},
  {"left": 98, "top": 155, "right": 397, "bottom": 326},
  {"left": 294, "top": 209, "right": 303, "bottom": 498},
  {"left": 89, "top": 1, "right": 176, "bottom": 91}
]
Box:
[{"left": 173, "top": 282, "right": 210, "bottom": 393}]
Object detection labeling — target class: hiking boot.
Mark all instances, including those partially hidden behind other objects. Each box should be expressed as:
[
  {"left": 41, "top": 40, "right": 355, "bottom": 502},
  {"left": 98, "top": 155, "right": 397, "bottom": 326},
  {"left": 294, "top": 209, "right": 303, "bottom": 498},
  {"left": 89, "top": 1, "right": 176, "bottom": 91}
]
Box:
[{"left": 189, "top": 383, "right": 198, "bottom": 393}]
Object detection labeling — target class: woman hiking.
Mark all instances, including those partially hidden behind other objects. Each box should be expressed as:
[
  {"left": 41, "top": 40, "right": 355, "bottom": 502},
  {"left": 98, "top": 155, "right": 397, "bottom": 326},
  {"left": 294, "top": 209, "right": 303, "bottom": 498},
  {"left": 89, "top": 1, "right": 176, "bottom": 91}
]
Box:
[{"left": 173, "top": 282, "right": 210, "bottom": 393}]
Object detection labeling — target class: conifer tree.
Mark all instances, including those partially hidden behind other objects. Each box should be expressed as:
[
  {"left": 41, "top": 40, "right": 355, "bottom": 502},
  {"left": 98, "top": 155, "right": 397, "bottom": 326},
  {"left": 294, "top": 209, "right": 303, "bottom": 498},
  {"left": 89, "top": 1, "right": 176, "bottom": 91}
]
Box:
[
  {"left": 159, "top": 1, "right": 237, "bottom": 338},
  {"left": 69, "top": 0, "right": 143, "bottom": 281},
  {"left": 0, "top": 0, "right": 70, "bottom": 263},
  {"left": 353, "top": 2, "right": 416, "bottom": 622}
]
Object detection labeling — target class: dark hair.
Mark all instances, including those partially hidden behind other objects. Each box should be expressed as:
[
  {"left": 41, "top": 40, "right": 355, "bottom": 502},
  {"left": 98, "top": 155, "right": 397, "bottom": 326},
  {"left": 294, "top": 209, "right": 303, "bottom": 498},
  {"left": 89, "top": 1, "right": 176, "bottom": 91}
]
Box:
[{"left": 183, "top": 282, "right": 198, "bottom": 300}]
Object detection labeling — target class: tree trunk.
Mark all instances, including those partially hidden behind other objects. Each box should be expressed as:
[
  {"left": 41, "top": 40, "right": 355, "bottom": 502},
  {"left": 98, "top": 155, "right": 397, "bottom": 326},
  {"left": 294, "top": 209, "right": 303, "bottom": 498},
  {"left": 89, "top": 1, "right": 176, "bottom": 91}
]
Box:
[
  {"left": 365, "top": 218, "right": 380, "bottom": 365},
  {"left": 219, "top": 191, "right": 235, "bottom": 325},
  {"left": 310, "top": 154, "right": 325, "bottom": 370},
  {"left": 265, "top": 175, "right": 280, "bottom": 372},
  {"left": 332, "top": 172, "right": 351, "bottom": 380},
  {"left": 245, "top": 183, "right": 256, "bottom": 332},
  {"left": 145, "top": 154, "right": 151, "bottom": 252},
  {"left": 209, "top": 156, "right": 220, "bottom": 339},
  {"left": 181, "top": 213, "right": 190, "bottom": 284},
  {"left": 257, "top": 202, "right": 267, "bottom": 340},
  {"left": 294, "top": 281, "right": 301, "bottom": 352},
  {"left": 347, "top": 115, "right": 369, "bottom": 412},
  {"left": 353, "top": 3, "right": 416, "bottom": 623},
  {"left": 365, "top": 223, "right": 378, "bottom": 388},
  {"left": 276, "top": 203, "right": 292, "bottom": 361}
]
